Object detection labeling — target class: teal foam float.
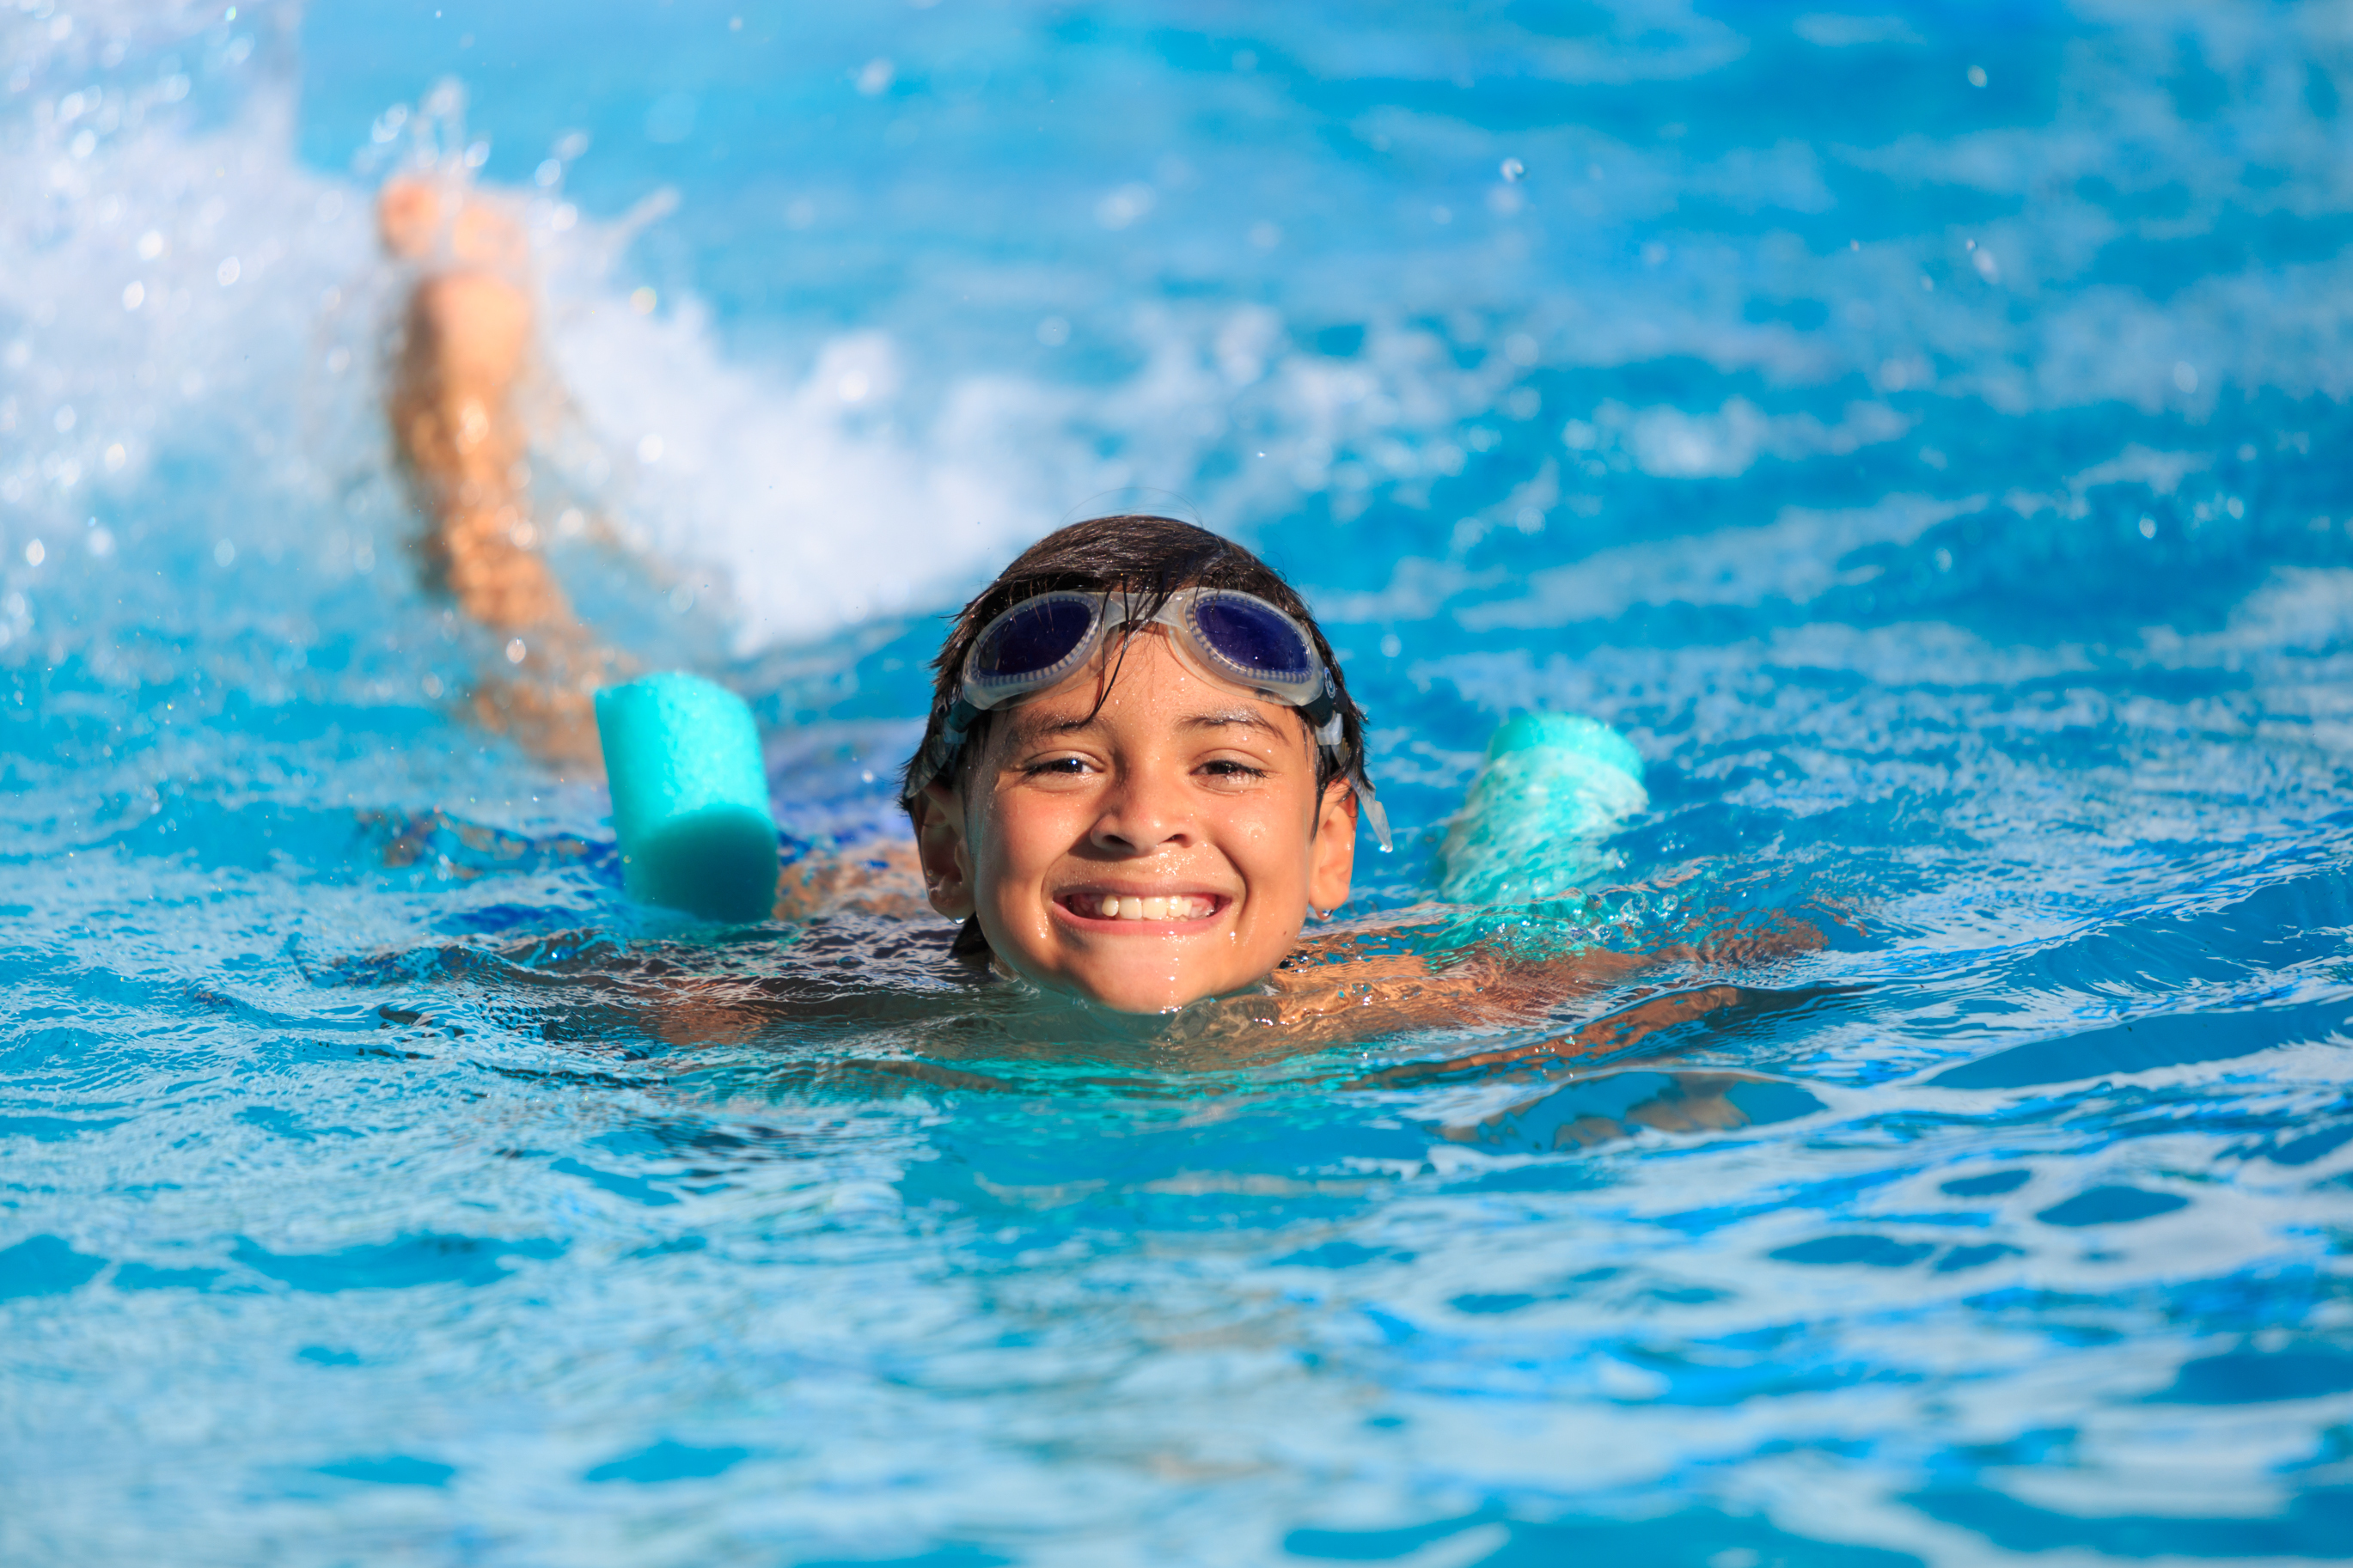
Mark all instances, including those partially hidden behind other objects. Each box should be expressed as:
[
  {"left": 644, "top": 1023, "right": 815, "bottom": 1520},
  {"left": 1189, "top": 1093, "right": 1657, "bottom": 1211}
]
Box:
[
  {"left": 593, "top": 672, "right": 779, "bottom": 922},
  {"left": 1433, "top": 712, "right": 1647, "bottom": 906}
]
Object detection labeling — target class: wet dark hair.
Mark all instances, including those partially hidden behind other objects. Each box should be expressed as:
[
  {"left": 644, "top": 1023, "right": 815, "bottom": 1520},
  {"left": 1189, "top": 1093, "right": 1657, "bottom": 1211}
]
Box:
[{"left": 900, "top": 515, "right": 1369, "bottom": 954}]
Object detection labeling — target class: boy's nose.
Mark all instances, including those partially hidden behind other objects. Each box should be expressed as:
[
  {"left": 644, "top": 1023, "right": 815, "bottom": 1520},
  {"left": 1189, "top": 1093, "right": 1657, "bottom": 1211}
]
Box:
[{"left": 1087, "top": 768, "right": 1195, "bottom": 855}]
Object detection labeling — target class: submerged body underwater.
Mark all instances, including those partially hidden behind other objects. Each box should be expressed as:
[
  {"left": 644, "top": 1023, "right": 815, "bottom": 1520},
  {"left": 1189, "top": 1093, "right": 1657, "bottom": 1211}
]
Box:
[{"left": 6, "top": 2, "right": 2353, "bottom": 1563}]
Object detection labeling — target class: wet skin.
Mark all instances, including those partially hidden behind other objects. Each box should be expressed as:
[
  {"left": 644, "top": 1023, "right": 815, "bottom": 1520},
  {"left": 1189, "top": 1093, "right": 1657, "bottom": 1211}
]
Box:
[{"left": 914, "top": 628, "right": 1359, "bottom": 1013}]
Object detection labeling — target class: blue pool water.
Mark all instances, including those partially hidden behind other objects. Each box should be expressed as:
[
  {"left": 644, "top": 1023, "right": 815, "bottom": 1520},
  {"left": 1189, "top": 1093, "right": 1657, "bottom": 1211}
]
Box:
[{"left": 7, "top": 2, "right": 2353, "bottom": 1561}]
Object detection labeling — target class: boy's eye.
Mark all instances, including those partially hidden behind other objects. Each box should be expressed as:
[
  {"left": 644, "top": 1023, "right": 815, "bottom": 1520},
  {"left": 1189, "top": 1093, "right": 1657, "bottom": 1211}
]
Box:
[
  {"left": 1024, "top": 755, "right": 1092, "bottom": 778},
  {"left": 1199, "top": 759, "right": 1268, "bottom": 780}
]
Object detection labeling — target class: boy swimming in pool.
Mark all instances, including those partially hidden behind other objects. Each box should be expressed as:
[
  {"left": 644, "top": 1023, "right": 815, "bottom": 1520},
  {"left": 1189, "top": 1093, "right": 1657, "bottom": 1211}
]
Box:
[{"left": 877, "top": 511, "right": 1813, "bottom": 1046}]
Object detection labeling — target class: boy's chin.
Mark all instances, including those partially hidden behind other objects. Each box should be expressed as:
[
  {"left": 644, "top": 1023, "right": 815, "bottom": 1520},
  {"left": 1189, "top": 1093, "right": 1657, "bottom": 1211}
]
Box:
[{"left": 1043, "top": 955, "right": 1256, "bottom": 1015}]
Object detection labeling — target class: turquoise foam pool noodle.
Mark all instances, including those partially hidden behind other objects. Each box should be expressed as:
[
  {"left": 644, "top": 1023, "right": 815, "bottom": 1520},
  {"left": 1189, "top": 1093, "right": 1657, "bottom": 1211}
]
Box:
[
  {"left": 1433, "top": 713, "right": 1647, "bottom": 906},
  {"left": 593, "top": 672, "right": 779, "bottom": 923}
]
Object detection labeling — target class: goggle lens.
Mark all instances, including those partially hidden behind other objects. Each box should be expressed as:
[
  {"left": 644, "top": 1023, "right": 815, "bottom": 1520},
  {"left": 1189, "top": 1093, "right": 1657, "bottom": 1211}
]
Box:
[
  {"left": 967, "top": 595, "right": 1097, "bottom": 693},
  {"left": 1189, "top": 592, "right": 1317, "bottom": 686}
]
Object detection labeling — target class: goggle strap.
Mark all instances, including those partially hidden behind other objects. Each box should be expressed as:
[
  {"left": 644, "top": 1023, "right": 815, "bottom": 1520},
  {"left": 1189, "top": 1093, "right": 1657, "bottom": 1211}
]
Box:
[{"left": 1352, "top": 771, "right": 1393, "bottom": 852}]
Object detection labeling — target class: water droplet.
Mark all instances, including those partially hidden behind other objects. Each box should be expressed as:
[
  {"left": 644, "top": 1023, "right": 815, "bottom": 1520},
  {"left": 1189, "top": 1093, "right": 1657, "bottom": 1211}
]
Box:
[
  {"left": 630, "top": 287, "right": 657, "bottom": 314},
  {"left": 216, "top": 256, "right": 240, "bottom": 287},
  {"left": 1967, "top": 64, "right": 1988, "bottom": 88},
  {"left": 637, "top": 434, "right": 664, "bottom": 463},
  {"left": 2172, "top": 361, "right": 2198, "bottom": 394},
  {"left": 1500, "top": 157, "right": 1525, "bottom": 181},
  {"left": 1095, "top": 183, "right": 1156, "bottom": 230},
  {"left": 856, "top": 58, "right": 895, "bottom": 96},
  {"left": 505, "top": 638, "right": 527, "bottom": 664},
  {"left": 2139, "top": 516, "right": 2157, "bottom": 539},
  {"left": 120, "top": 281, "right": 144, "bottom": 310},
  {"left": 24, "top": 540, "right": 45, "bottom": 566},
  {"left": 213, "top": 540, "right": 235, "bottom": 567}
]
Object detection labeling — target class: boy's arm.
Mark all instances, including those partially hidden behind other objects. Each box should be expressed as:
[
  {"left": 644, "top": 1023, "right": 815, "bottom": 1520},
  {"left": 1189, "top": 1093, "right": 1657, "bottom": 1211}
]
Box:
[{"left": 1268, "top": 909, "right": 1825, "bottom": 1047}]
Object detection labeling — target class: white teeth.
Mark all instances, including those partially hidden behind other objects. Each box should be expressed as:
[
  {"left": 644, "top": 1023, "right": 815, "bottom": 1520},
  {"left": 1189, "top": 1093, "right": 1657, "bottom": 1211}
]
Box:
[{"left": 1083, "top": 894, "right": 1215, "bottom": 920}]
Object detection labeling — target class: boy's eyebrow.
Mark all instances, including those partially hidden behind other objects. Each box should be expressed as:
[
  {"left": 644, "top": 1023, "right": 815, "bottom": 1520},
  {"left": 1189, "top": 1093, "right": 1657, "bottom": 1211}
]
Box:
[{"left": 1180, "top": 708, "right": 1285, "bottom": 736}]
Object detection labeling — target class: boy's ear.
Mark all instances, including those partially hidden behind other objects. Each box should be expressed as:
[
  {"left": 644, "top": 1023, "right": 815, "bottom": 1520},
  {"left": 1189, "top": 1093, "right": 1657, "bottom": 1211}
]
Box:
[
  {"left": 914, "top": 781, "right": 976, "bottom": 919},
  {"left": 1306, "top": 778, "right": 1358, "bottom": 916}
]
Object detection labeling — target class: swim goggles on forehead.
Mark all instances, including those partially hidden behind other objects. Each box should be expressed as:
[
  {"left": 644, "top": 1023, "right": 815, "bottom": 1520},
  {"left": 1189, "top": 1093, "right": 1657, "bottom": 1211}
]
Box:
[{"left": 921, "top": 587, "right": 1390, "bottom": 849}]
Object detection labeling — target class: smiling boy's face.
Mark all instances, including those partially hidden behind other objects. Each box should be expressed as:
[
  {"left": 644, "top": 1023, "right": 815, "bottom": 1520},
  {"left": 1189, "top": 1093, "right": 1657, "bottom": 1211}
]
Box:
[{"left": 914, "top": 628, "right": 1358, "bottom": 1013}]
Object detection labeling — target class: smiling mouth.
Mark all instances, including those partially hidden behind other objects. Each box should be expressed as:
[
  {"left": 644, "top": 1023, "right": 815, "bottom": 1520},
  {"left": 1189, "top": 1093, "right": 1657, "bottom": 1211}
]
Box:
[{"left": 1056, "top": 892, "right": 1224, "bottom": 924}]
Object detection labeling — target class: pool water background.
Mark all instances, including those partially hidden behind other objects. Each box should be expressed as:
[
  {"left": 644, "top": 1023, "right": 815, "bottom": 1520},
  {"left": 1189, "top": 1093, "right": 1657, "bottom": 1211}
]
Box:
[{"left": 6, "top": 0, "right": 2353, "bottom": 1562}]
